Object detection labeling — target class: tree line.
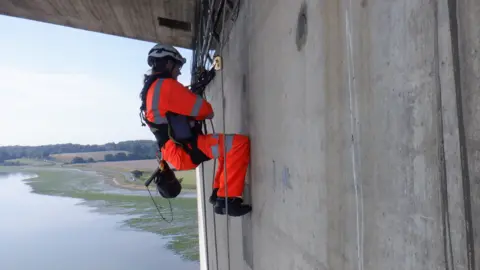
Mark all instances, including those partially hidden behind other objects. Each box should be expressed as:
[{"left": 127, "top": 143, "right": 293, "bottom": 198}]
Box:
[{"left": 0, "top": 140, "right": 159, "bottom": 163}]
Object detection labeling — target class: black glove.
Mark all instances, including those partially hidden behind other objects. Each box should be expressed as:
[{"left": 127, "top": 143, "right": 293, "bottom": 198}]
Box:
[
  {"left": 191, "top": 68, "right": 216, "bottom": 95},
  {"left": 192, "top": 121, "right": 204, "bottom": 135}
]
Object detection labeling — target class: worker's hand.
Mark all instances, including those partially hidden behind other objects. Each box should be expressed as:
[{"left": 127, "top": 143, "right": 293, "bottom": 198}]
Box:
[
  {"left": 190, "top": 67, "right": 216, "bottom": 96},
  {"left": 158, "top": 159, "right": 170, "bottom": 172},
  {"left": 192, "top": 121, "right": 204, "bottom": 134}
]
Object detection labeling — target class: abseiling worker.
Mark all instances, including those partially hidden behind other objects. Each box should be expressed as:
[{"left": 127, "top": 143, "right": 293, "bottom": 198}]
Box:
[{"left": 139, "top": 43, "right": 252, "bottom": 217}]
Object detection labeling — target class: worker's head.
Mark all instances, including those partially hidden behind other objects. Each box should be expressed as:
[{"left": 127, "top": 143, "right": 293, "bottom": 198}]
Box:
[{"left": 147, "top": 44, "right": 186, "bottom": 80}]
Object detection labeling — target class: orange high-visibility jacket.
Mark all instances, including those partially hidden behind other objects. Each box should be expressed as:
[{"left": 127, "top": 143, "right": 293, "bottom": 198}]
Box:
[{"left": 145, "top": 77, "right": 214, "bottom": 126}]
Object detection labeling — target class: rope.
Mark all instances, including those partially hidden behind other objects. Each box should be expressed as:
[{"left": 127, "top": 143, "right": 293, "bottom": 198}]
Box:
[
  {"left": 193, "top": 1, "right": 237, "bottom": 269},
  {"left": 146, "top": 185, "right": 174, "bottom": 223},
  {"left": 218, "top": 1, "right": 231, "bottom": 270},
  {"left": 200, "top": 0, "right": 218, "bottom": 67},
  {"left": 192, "top": 4, "right": 219, "bottom": 268},
  {"left": 191, "top": 1, "right": 223, "bottom": 269},
  {"left": 199, "top": 139, "right": 211, "bottom": 269},
  {"left": 199, "top": 99, "right": 220, "bottom": 270},
  {"left": 192, "top": 2, "right": 212, "bottom": 269},
  {"left": 207, "top": 119, "right": 220, "bottom": 270},
  {"left": 219, "top": 0, "right": 241, "bottom": 48}
]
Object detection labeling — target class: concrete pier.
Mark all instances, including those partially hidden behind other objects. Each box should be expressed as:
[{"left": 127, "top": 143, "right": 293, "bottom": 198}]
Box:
[{"left": 199, "top": 1, "right": 480, "bottom": 269}]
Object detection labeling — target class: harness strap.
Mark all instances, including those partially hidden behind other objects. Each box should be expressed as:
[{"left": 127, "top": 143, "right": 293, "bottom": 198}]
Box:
[
  {"left": 183, "top": 137, "right": 211, "bottom": 165},
  {"left": 165, "top": 112, "right": 210, "bottom": 165},
  {"left": 140, "top": 72, "right": 212, "bottom": 166}
]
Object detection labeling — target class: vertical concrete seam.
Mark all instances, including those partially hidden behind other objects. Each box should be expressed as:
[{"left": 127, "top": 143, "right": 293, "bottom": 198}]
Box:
[
  {"left": 345, "top": 3, "right": 364, "bottom": 269},
  {"left": 433, "top": 1, "right": 454, "bottom": 269},
  {"left": 447, "top": 0, "right": 476, "bottom": 269}
]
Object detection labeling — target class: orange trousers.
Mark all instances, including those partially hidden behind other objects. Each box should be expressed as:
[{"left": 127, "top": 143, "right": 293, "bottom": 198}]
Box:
[{"left": 161, "top": 133, "right": 250, "bottom": 197}]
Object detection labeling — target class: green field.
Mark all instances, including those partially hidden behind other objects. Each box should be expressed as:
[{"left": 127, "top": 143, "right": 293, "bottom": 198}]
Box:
[
  {"left": 0, "top": 166, "right": 200, "bottom": 261},
  {"left": 63, "top": 159, "right": 198, "bottom": 191},
  {"left": 3, "top": 158, "right": 55, "bottom": 166},
  {"left": 51, "top": 151, "right": 129, "bottom": 162},
  {"left": 90, "top": 159, "right": 159, "bottom": 171},
  {"left": 5, "top": 158, "right": 199, "bottom": 191}
]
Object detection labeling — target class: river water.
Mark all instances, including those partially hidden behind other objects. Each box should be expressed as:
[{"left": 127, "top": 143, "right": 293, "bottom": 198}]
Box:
[{"left": 0, "top": 172, "right": 199, "bottom": 270}]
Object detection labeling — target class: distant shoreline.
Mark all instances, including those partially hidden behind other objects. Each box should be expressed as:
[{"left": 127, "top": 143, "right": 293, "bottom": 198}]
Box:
[{"left": 0, "top": 158, "right": 198, "bottom": 193}]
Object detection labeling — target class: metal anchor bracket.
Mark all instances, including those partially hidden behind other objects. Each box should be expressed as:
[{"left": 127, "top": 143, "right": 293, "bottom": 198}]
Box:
[{"left": 213, "top": 55, "right": 222, "bottom": 71}]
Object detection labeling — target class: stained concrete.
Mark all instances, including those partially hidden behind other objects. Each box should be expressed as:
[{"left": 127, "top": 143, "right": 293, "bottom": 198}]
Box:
[
  {"left": 457, "top": 0, "right": 480, "bottom": 266},
  {"left": 199, "top": 0, "right": 480, "bottom": 269},
  {"left": 0, "top": 0, "right": 196, "bottom": 48}
]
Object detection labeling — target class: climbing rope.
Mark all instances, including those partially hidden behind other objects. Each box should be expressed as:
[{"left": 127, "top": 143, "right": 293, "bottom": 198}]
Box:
[
  {"left": 193, "top": 2, "right": 219, "bottom": 270},
  {"left": 204, "top": 119, "right": 220, "bottom": 270},
  {"left": 145, "top": 154, "right": 174, "bottom": 223},
  {"left": 200, "top": 0, "right": 219, "bottom": 67},
  {"left": 218, "top": 1, "right": 231, "bottom": 270},
  {"left": 146, "top": 185, "right": 174, "bottom": 223},
  {"left": 193, "top": 1, "right": 239, "bottom": 269}
]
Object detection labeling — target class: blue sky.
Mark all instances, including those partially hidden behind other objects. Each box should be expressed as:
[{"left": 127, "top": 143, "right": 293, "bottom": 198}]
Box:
[{"left": 0, "top": 15, "right": 193, "bottom": 146}]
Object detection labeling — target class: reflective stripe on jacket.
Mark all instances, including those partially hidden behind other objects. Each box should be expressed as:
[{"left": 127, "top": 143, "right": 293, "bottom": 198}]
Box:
[{"left": 145, "top": 78, "right": 214, "bottom": 125}]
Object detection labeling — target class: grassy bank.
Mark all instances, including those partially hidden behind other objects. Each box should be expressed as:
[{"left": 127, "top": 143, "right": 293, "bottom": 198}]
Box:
[
  {"left": 0, "top": 166, "right": 200, "bottom": 262},
  {"left": 3, "top": 158, "right": 56, "bottom": 166},
  {"left": 68, "top": 160, "right": 197, "bottom": 190},
  {"left": 51, "top": 150, "right": 129, "bottom": 162}
]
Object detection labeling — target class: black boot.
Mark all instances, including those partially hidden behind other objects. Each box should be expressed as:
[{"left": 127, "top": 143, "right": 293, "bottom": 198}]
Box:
[
  {"left": 209, "top": 188, "right": 219, "bottom": 205},
  {"left": 214, "top": 197, "right": 252, "bottom": 217}
]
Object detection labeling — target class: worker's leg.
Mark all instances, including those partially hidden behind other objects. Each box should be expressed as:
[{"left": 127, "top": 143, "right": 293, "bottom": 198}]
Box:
[
  {"left": 213, "top": 156, "right": 224, "bottom": 190},
  {"left": 162, "top": 134, "right": 252, "bottom": 216},
  {"left": 197, "top": 133, "right": 250, "bottom": 197},
  {"left": 161, "top": 140, "right": 198, "bottom": 171},
  {"left": 197, "top": 133, "right": 252, "bottom": 216}
]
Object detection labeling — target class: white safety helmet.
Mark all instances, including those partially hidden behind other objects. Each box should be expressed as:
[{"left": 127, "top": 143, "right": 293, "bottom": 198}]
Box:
[{"left": 147, "top": 44, "right": 186, "bottom": 67}]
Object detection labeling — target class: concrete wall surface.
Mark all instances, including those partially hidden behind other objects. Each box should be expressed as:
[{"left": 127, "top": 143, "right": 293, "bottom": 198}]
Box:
[{"left": 199, "top": 0, "right": 480, "bottom": 269}]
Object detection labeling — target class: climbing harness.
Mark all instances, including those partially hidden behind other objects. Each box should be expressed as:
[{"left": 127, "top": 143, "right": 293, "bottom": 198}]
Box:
[
  {"left": 165, "top": 65, "right": 217, "bottom": 166},
  {"left": 139, "top": 70, "right": 214, "bottom": 166},
  {"left": 165, "top": 111, "right": 211, "bottom": 166}
]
